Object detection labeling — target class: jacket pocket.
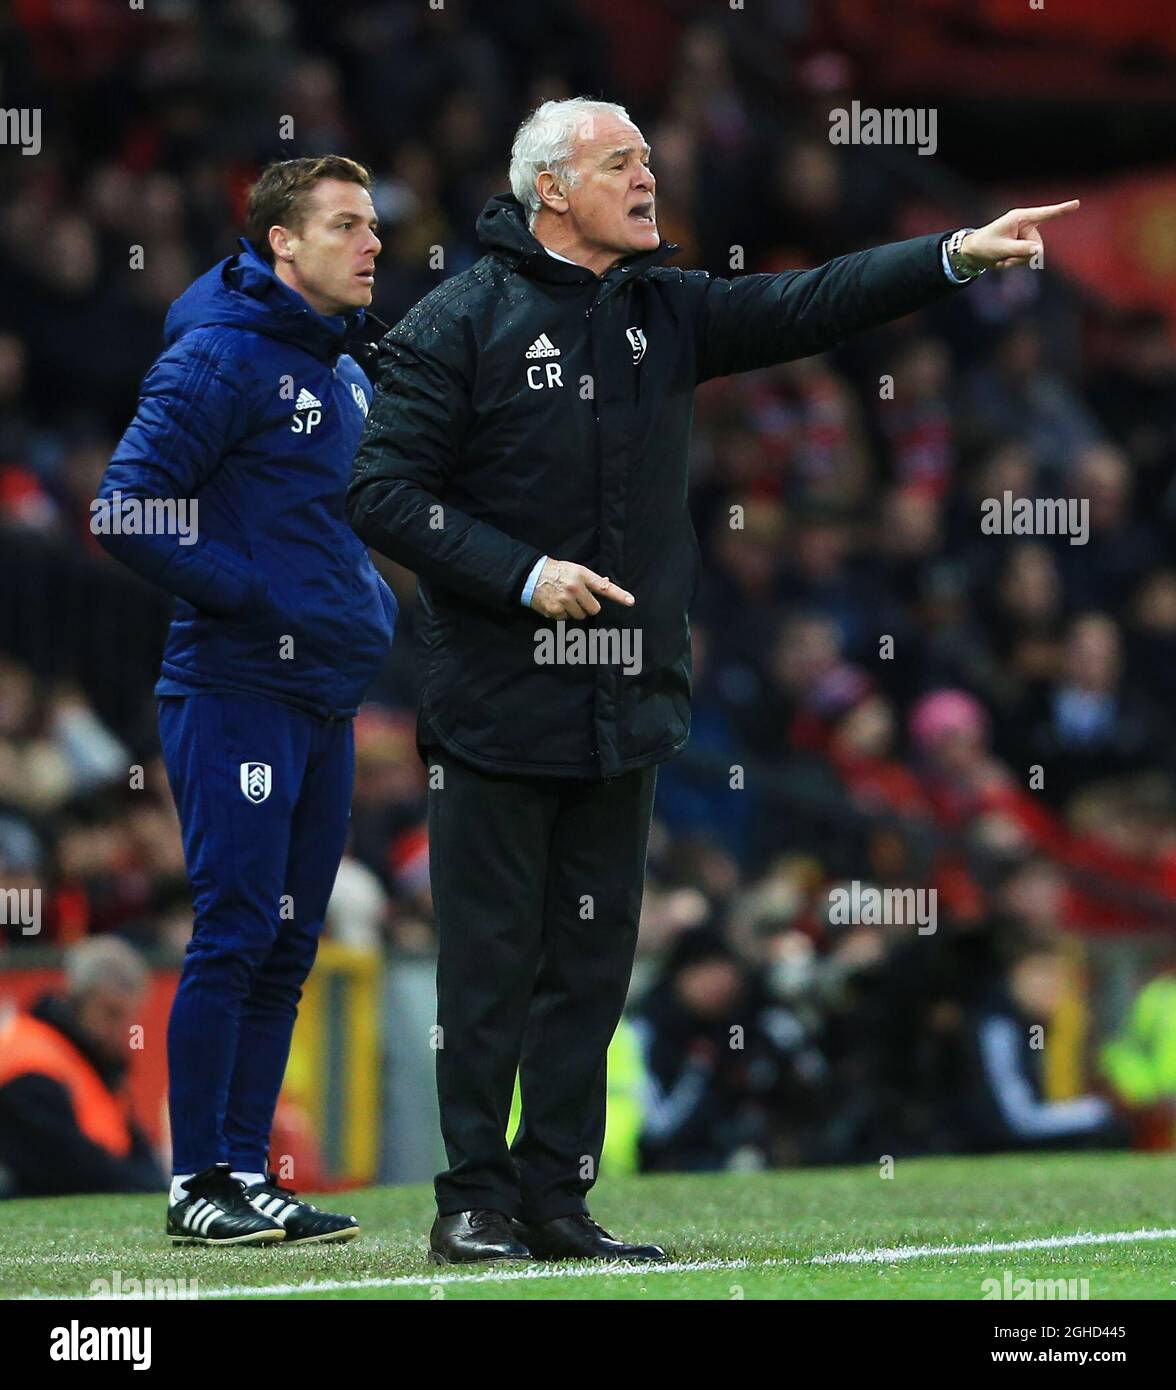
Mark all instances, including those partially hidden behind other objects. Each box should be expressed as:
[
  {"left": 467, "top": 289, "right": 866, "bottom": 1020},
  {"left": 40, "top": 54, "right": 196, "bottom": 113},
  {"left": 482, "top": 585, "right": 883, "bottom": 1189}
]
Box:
[{"left": 186, "top": 538, "right": 269, "bottom": 620}]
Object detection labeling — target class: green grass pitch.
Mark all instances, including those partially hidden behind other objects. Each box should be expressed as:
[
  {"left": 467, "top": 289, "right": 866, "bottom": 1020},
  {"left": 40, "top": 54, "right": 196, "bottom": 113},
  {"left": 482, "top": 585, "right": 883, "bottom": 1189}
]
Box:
[{"left": 2, "top": 1152, "right": 1173, "bottom": 1300}]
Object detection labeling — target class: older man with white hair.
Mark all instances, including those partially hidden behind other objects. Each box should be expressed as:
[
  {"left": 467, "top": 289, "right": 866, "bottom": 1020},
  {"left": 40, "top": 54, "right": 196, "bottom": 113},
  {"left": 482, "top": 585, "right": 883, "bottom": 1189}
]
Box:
[
  {"left": 0, "top": 937, "right": 166, "bottom": 1198},
  {"left": 348, "top": 97, "right": 1078, "bottom": 1263}
]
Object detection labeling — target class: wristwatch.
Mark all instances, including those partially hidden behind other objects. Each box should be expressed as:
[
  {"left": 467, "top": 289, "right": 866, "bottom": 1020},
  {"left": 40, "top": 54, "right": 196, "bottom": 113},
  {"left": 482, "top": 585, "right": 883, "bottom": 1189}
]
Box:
[{"left": 946, "top": 227, "right": 986, "bottom": 280}]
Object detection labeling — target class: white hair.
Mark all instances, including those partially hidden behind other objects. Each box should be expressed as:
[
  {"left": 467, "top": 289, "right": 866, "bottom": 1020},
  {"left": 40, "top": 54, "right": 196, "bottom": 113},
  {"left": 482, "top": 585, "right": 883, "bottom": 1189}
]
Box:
[
  {"left": 65, "top": 936, "right": 148, "bottom": 1000},
  {"left": 509, "top": 97, "right": 636, "bottom": 230}
]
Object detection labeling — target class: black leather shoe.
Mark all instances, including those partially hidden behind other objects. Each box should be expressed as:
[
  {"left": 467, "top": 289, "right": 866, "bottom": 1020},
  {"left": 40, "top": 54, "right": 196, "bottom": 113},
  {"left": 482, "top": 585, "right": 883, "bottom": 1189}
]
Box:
[
  {"left": 513, "top": 1213, "right": 668, "bottom": 1263},
  {"left": 429, "top": 1209, "right": 532, "bottom": 1264}
]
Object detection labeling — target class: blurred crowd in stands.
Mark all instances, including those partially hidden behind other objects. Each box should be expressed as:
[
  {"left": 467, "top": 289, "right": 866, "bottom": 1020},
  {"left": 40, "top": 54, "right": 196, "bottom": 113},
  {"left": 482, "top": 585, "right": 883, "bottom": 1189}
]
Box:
[{"left": 2, "top": 1, "right": 1175, "bottom": 1176}]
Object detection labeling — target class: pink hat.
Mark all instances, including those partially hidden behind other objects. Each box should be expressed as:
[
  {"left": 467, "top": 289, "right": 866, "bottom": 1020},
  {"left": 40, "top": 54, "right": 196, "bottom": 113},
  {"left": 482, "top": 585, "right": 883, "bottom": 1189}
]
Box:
[{"left": 909, "top": 689, "right": 988, "bottom": 751}]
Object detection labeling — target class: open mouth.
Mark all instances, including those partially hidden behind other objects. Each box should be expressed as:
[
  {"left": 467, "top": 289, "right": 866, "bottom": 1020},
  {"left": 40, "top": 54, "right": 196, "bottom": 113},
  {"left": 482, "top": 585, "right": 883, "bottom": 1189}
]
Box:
[{"left": 629, "top": 202, "right": 655, "bottom": 226}]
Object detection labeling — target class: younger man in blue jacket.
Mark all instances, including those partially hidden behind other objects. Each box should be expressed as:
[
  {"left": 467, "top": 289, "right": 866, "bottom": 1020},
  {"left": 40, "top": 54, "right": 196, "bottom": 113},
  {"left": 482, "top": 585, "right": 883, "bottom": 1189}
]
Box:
[{"left": 95, "top": 156, "right": 396, "bottom": 1244}]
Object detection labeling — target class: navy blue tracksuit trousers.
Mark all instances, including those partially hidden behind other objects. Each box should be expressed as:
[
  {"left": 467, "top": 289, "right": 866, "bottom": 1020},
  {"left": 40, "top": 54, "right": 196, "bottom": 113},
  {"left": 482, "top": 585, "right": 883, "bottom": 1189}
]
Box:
[{"left": 158, "top": 692, "right": 354, "bottom": 1175}]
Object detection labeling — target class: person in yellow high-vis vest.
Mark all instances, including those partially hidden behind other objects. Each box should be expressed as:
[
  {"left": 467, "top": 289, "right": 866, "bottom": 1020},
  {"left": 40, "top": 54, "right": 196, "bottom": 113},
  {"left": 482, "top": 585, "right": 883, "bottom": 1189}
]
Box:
[
  {"left": 1101, "top": 971, "right": 1176, "bottom": 1148},
  {"left": 507, "top": 1017, "right": 646, "bottom": 1178}
]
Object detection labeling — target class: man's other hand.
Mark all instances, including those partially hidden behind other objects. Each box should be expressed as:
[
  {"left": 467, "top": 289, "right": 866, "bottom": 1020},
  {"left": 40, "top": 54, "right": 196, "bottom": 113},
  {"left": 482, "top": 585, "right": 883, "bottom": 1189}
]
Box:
[{"left": 529, "top": 559, "right": 636, "bottom": 619}]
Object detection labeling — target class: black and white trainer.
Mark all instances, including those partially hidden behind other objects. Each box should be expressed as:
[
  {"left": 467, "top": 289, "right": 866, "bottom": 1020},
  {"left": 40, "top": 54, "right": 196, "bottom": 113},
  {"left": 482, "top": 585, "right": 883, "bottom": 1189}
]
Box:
[
  {"left": 167, "top": 1164, "right": 286, "bottom": 1246},
  {"left": 242, "top": 1177, "right": 361, "bottom": 1244}
]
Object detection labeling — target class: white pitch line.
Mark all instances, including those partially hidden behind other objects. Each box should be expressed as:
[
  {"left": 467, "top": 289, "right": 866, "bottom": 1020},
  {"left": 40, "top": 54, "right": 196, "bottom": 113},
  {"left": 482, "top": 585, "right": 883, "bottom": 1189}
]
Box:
[
  {"left": 183, "top": 1258, "right": 741, "bottom": 1297},
  {"left": 807, "top": 1226, "right": 1176, "bottom": 1265},
  {"left": 20, "top": 1225, "right": 1176, "bottom": 1299}
]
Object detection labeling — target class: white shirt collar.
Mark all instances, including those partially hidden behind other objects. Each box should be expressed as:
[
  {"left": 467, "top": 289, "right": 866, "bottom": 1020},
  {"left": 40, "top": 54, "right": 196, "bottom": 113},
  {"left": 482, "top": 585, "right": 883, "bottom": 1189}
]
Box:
[{"left": 542, "top": 245, "right": 583, "bottom": 267}]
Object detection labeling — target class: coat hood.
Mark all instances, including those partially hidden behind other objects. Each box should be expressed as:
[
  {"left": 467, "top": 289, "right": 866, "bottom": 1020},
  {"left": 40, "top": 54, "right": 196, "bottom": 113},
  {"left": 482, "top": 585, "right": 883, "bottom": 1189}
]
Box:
[
  {"left": 163, "top": 237, "right": 367, "bottom": 362},
  {"left": 476, "top": 193, "right": 678, "bottom": 283}
]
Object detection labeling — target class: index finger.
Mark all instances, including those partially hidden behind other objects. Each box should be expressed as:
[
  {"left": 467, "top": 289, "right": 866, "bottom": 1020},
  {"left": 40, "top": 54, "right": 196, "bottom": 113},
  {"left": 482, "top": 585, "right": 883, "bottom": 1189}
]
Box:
[
  {"left": 586, "top": 572, "right": 636, "bottom": 606},
  {"left": 1022, "top": 199, "right": 1080, "bottom": 222}
]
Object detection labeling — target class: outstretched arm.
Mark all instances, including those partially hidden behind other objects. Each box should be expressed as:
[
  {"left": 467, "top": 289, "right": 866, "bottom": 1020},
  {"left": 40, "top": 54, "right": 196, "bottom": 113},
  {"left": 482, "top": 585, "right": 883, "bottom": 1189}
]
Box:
[{"left": 695, "top": 201, "right": 1080, "bottom": 382}]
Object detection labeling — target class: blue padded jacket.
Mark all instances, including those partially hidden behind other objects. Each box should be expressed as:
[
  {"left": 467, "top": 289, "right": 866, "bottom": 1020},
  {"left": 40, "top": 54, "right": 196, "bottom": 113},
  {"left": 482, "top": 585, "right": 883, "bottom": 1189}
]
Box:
[{"left": 97, "top": 238, "right": 397, "bottom": 719}]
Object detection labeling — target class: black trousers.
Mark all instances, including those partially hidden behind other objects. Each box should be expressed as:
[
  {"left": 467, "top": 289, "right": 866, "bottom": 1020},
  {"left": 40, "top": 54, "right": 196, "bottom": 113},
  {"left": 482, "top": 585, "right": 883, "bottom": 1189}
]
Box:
[{"left": 427, "top": 746, "right": 658, "bottom": 1221}]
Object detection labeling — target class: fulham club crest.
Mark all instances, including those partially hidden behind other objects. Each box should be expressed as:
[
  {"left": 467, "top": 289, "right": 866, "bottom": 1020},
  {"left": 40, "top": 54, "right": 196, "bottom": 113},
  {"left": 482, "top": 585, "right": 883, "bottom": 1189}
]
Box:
[{"left": 240, "top": 762, "right": 272, "bottom": 804}]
